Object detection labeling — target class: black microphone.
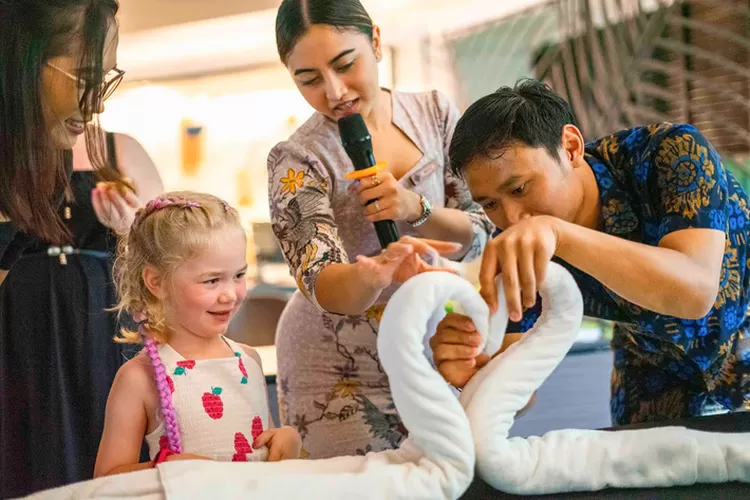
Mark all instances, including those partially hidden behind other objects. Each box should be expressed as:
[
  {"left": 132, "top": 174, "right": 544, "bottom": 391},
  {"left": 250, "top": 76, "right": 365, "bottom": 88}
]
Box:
[{"left": 338, "top": 113, "right": 400, "bottom": 249}]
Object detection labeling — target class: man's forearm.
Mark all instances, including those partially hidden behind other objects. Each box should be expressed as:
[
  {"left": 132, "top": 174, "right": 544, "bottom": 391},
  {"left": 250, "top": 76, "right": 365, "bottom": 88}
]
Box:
[{"left": 555, "top": 219, "right": 719, "bottom": 319}]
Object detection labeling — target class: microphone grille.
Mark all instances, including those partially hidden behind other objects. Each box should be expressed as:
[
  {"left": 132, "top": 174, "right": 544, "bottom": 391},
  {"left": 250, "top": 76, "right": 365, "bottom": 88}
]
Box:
[{"left": 338, "top": 113, "right": 370, "bottom": 147}]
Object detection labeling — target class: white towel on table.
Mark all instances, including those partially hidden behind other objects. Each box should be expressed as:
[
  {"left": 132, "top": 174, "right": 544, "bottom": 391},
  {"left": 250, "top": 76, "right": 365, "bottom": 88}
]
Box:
[{"left": 457, "top": 262, "right": 750, "bottom": 494}]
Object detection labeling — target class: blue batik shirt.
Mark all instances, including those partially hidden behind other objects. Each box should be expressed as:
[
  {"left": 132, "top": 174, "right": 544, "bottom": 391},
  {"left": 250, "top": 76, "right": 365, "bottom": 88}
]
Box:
[{"left": 505, "top": 123, "right": 750, "bottom": 425}]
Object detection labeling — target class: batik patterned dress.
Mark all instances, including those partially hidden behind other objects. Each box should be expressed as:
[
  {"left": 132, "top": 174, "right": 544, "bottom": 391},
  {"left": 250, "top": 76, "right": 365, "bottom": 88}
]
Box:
[{"left": 267, "top": 90, "right": 493, "bottom": 458}]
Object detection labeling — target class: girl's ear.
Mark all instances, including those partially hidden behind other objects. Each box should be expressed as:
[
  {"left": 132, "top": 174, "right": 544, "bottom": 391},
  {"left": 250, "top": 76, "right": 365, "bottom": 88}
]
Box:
[{"left": 143, "top": 265, "right": 167, "bottom": 300}]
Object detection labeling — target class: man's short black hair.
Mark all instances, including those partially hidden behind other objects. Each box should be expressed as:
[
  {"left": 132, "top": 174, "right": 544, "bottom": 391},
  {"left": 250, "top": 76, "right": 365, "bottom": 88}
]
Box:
[{"left": 449, "top": 78, "right": 578, "bottom": 176}]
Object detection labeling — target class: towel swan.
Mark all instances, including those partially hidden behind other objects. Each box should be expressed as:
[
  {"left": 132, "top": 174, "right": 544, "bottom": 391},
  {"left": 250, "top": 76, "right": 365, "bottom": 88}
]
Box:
[
  {"left": 23, "top": 262, "right": 750, "bottom": 499},
  {"left": 453, "top": 261, "right": 750, "bottom": 494}
]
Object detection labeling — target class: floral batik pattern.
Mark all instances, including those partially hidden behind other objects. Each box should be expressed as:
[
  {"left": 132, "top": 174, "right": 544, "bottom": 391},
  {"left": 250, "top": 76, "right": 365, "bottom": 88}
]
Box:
[
  {"left": 267, "top": 91, "right": 494, "bottom": 457},
  {"left": 506, "top": 123, "right": 750, "bottom": 425}
]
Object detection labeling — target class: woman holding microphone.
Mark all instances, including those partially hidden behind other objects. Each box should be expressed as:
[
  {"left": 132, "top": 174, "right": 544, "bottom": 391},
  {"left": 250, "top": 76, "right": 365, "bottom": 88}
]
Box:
[{"left": 268, "top": 0, "right": 493, "bottom": 458}]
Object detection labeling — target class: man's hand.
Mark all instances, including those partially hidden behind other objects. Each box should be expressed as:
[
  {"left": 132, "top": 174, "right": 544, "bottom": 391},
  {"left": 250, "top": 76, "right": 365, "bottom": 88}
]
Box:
[
  {"left": 431, "top": 313, "right": 537, "bottom": 416},
  {"left": 479, "top": 215, "right": 559, "bottom": 321}
]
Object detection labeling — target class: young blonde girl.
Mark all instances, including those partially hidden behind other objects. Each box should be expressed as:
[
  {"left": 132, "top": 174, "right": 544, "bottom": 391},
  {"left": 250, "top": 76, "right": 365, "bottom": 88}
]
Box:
[{"left": 94, "top": 192, "right": 301, "bottom": 477}]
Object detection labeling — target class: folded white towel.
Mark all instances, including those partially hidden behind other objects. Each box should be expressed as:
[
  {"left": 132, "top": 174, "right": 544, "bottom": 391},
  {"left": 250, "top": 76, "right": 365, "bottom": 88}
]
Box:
[
  {"left": 458, "top": 262, "right": 750, "bottom": 494},
  {"left": 23, "top": 467, "right": 163, "bottom": 499}
]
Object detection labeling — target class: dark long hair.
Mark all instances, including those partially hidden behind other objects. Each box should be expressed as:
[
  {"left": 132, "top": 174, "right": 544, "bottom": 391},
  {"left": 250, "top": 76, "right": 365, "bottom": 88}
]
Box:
[
  {"left": 275, "top": 0, "right": 374, "bottom": 65},
  {"left": 0, "top": 0, "right": 124, "bottom": 244}
]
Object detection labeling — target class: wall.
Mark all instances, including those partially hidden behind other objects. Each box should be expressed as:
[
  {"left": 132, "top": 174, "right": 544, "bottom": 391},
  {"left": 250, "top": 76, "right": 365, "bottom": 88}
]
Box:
[
  {"left": 392, "top": 38, "right": 461, "bottom": 101},
  {"left": 117, "top": 1, "right": 549, "bottom": 80},
  {"left": 100, "top": 53, "right": 394, "bottom": 223},
  {"left": 117, "top": 0, "right": 279, "bottom": 34},
  {"left": 450, "top": 7, "right": 560, "bottom": 108},
  {"left": 100, "top": 65, "right": 305, "bottom": 223}
]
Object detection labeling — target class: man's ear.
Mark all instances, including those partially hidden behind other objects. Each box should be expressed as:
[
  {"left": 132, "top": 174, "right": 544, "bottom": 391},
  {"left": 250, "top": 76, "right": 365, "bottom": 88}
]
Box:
[{"left": 561, "top": 124, "right": 585, "bottom": 166}]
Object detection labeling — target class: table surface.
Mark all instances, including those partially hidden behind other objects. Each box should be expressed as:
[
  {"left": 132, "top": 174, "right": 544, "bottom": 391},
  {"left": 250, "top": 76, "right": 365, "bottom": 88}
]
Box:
[
  {"left": 460, "top": 411, "right": 750, "bottom": 499},
  {"left": 255, "top": 345, "right": 278, "bottom": 378}
]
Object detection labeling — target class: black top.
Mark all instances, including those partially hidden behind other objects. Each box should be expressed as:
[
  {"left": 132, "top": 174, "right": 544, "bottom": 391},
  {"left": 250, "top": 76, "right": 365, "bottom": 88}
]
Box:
[
  {"left": 0, "top": 221, "right": 23, "bottom": 269},
  {"left": 0, "top": 132, "right": 131, "bottom": 498},
  {"left": 0, "top": 136, "right": 118, "bottom": 270}
]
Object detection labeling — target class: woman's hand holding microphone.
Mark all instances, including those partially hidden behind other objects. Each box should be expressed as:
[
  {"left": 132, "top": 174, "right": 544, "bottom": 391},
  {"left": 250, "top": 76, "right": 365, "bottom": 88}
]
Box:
[
  {"left": 350, "top": 170, "right": 459, "bottom": 290},
  {"left": 350, "top": 169, "right": 423, "bottom": 224}
]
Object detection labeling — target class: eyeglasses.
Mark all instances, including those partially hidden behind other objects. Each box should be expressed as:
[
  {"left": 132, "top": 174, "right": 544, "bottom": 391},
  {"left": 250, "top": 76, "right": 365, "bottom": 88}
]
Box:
[{"left": 46, "top": 62, "right": 125, "bottom": 108}]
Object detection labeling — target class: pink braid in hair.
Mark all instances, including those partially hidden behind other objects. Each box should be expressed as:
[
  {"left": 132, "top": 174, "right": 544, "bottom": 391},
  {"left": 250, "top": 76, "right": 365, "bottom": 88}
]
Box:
[{"left": 134, "top": 314, "right": 183, "bottom": 454}]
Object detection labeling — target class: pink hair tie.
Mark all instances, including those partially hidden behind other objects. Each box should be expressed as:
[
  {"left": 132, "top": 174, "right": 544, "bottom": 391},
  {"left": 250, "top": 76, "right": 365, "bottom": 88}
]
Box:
[{"left": 132, "top": 198, "right": 203, "bottom": 230}]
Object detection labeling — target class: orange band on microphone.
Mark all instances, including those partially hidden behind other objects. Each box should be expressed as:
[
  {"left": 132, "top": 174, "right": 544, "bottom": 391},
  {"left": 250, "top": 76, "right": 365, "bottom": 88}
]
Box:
[{"left": 344, "top": 162, "right": 387, "bottom": 180}]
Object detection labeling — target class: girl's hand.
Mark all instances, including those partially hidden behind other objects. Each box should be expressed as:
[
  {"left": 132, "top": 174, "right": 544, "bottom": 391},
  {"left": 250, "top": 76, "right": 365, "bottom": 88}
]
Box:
[{"left": 253, "top": 426, "right": 302, "bottom": 462}]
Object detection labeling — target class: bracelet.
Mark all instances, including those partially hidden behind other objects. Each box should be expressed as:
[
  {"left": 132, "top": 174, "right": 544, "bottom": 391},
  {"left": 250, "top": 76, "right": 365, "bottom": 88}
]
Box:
[
  {"left": 407, "top": 194, "right": 432, "bottom": 227},
  {"left": 152, "top": 448, "right": 175, "bottom": 466}
]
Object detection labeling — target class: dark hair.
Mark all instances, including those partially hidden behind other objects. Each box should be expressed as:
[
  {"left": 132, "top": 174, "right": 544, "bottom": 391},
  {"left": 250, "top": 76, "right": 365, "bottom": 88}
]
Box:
[
  {"left": 275, "top": 0, "right": 374, "bottom": 65},
  {"left": 449, "top": 78, "right": 578, "bottom": 176},
  {"left": 0, "top": 0, "right": 123, "bottom": 244}
]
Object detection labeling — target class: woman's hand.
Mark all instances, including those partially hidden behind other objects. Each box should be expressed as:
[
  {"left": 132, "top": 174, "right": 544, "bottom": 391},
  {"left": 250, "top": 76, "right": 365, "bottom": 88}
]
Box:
[
  {"left": 352, "top": 172, "right": 422, "bottom": 223},
  {"left": 253, "top": 426, "right": 302, "bottom": 462},
  {"left": 430, "top": 313, "right": 489, "bottom": 389},
  {"left": 355, "top": 236, "right": 462, "bottom": 290},
  {"left": 91, "top": 182, "right": 142, "bottom": 235},
  {"left": 430, "top": 313, "right": 536, "bottom": 414},
  {"left": 480, "top": 215, "right": 560, "bottom": 321}
]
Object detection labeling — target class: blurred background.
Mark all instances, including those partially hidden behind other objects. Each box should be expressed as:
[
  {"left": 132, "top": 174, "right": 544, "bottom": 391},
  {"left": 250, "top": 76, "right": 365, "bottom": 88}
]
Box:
[{"left": 106, "top": 0, "right": 750, "bottom": 435}]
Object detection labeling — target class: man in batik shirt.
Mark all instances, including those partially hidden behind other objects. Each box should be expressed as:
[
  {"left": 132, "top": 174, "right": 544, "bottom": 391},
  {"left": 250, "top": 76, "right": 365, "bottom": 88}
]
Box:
[{"left": 432, "top": 78, "right": 750, "bottom": 425}]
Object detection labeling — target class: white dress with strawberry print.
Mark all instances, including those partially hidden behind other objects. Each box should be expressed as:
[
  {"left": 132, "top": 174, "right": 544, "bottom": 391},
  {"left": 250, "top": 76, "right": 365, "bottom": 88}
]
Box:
[{"left": 145, "top": 336, "right": 270, "bottom": 462}]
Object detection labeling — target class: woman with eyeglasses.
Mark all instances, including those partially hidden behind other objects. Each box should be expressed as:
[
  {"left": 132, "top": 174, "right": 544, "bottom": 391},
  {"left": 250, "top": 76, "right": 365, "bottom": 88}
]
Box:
[{"left": 0, "top": 1, "right": 163, "bottom": 496}]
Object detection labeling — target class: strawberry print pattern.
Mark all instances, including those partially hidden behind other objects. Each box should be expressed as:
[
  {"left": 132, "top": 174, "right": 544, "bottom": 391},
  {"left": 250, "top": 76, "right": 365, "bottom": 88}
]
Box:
[
  {"left": 202, "top": 387, "right": 224, "bottom": 419},
  {"left": 235, "top": 352, "right": 248, "bottom": 385},
  {"left": 251, "top": 416, "right": 264, "bottom": 440},
  {"left": 145, "top": 338, "right": 270, "bottom": 463},
  {"left": 174, "top": 359, "right": 196, "bottom": 376},
  {"left": 232, "top": 432, "right": 252, "bottom": 461}
]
